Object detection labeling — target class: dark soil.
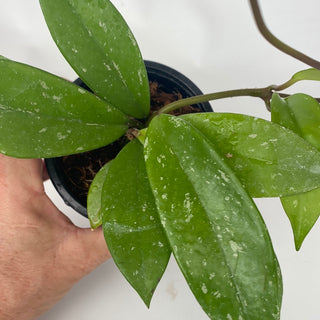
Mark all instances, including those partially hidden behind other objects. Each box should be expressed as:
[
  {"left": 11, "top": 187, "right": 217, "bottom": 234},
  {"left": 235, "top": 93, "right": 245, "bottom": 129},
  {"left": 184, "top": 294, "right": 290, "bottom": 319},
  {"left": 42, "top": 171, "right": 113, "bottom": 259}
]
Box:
[
  {"left": 149, "top": 81, "right": 200, "bottom": 116},
  {"left": 59, "top": 81, "right": 201, "bottom": 206}
]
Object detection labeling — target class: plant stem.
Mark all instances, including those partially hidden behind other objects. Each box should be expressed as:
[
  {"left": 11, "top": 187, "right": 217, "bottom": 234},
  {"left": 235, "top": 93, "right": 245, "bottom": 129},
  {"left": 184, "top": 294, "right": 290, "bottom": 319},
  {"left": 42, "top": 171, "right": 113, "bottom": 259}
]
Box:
[
  {"left": 145, "top": 87, "right": 273, "bottom": 124},
  {"left": 249, "top": 0, "right": 320, "bottom": 70},
  {"left": 145, "top": 1, "right": 320, "bottom": 126},
  {"left": 271, "top": 79, "right": 295, "bottom": 92}
]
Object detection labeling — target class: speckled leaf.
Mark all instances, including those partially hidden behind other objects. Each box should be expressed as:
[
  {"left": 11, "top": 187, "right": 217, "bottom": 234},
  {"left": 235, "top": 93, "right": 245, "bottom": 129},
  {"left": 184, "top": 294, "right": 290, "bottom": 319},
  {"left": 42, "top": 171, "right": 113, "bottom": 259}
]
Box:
[
  {"left": 0, "top": 57, "right": 128, "bottom": 158},
  {"left": 280, "top": 189, "right": 320, "bottom": 250},
  {"left": 182, "top": 112, "right": 320, "bottom": 197},
  {"left": 271, "top": 93, "right": 320, "bottom": 148},
  {"left": 102, "top": 140, "right": 170, "bottom": 307},
  {"left": 39, "top": 0, "right": 150, "bottom": 118},
  {"left": 271, "top": 93, "right": 320, "bottom": 250},
  {"left": 88, "top": 161, "right": 112, "bottom": 229},
  {"left": 145, "top": 115, "right": 282, "bottom": 320}
]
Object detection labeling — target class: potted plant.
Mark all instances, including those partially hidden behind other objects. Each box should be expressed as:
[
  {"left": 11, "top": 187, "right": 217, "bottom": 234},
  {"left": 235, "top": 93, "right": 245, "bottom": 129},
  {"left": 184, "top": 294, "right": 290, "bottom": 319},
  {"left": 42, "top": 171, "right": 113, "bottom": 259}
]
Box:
[
  {"left": 45, "top": 60, "right": 213, "bottom": 216},
  {"left": 1, "top": 1, "right": 320, "bottom": 319}
]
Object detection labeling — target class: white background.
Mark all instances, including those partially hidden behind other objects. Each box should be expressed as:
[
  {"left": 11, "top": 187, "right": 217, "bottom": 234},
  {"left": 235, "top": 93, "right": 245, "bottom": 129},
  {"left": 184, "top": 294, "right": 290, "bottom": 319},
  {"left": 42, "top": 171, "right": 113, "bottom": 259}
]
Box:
[{"left": 1, "top": 1, "right": 320, "bottom": 319}]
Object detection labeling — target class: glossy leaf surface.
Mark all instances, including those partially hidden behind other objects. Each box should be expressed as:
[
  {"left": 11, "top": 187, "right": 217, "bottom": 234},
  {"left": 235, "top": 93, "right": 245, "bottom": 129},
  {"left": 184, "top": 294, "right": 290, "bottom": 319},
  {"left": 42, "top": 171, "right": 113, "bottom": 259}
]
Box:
[
  {"left": 271, "top": 93, "right": 320, "bottom": 249},
  {"left": 102, "top": 140, "right": 170, "bottom": 306},
  {"left": 145, "top": 115, "right": 282, "bottom": 320},
  {"left": 40, "top": 0, "right": 150, "bottom": 118},
  {"left": 271, "top": 93, "right": 320, "bottom": 149},
  {"left": 0, "top": 57, "right": 128, "bottom": 158},
  {"left": 290, "top": 68, "right": 320, "bottom": 84},
  {"left": 182, "top": 112, "right": 320, "bottom": 197},
  {"left": 280, "top": 189, "right": 320, "bottom": 250},
  {"left": 87, "top": 161, "right": 112, "bottom": 229}
]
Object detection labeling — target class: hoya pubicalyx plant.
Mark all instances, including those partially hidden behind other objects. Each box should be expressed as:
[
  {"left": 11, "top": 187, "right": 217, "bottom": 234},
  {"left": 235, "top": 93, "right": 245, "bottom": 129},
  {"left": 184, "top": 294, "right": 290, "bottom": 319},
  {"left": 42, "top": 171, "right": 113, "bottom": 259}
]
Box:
[{"left": 1, "top": 0, "right": 320, "bottom": 319}]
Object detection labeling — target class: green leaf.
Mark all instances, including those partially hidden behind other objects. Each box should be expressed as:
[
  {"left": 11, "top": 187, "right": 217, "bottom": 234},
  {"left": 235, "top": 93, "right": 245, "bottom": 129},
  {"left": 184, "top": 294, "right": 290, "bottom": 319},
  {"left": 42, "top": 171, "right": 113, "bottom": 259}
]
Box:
[
  {"left": 271, "top": 93, "right": 320, "bottom": 249},
  {"left": 270, "top": 93, "right": 298, "bottom": 133},
  {"left": 102, "top": 140, "right": 171, "bottom": 307},
  {"left": 280, "top": 189, "right": 320, "bottom": 250},
  {"left": 271, "top": 93, "right": 320, "bottom": 149},
  {"left": 291, "top": 68, "right": 320, "bottom": 83},
  {"left": 145, "top": 115, "right": 282, "bottom": 320},
  {"left": 182, "top": 112, "right": 320, "bottom": 197},
  {"left": 39, "top": 0, "right": 150, "bottom": 119},
  {"left": 87, "top": 161, "right": 112, "bottom": 229},
  {"left": 279, "top": 69, "right": 320, "bottom": 91},
  {"left": 0, "top": 57, "right": 128, "bottom": 158}
]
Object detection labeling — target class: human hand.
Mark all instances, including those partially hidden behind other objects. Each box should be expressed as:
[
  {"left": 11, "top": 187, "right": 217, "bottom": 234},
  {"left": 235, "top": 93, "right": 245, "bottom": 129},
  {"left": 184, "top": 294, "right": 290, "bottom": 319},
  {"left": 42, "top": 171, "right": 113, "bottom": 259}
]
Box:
[{"left": 0, "top": 155, "right": 110, "bottom": 320}]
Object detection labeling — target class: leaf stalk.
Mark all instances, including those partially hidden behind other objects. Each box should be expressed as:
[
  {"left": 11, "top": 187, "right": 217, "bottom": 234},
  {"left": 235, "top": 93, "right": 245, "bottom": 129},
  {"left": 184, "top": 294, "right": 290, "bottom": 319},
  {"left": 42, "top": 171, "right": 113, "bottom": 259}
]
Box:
[{"left": 147, "top": 86, "right": 274, "bottom": 124}]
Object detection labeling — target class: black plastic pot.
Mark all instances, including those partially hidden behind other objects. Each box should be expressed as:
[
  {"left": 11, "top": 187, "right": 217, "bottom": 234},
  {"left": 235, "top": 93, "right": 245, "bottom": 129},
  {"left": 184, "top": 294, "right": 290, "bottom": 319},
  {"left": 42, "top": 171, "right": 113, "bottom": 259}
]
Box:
[{"left": 46, "top": 60, "right": 213, "bottom": 217}]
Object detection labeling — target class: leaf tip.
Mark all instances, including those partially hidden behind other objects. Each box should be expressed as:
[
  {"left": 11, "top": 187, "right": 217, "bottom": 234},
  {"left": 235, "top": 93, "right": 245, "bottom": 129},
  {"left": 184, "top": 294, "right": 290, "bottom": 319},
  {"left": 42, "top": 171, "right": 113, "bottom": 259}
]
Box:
[
  {"left": 294, "top": 237, "right": 303, "bottom": 251},
  {"left": 139, "top": 290, "right": 154, "bottom": 309}
]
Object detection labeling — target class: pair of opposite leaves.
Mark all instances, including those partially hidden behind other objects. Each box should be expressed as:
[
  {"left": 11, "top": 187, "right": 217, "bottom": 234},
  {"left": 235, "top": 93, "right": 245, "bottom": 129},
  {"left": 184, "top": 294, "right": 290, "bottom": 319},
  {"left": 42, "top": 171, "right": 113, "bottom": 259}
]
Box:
[
  {"left": 271, "top": 92, "right": 320, "bottom": 250},
  {"left": 88, "top": 111, "right": 320, "bottom": 320}
]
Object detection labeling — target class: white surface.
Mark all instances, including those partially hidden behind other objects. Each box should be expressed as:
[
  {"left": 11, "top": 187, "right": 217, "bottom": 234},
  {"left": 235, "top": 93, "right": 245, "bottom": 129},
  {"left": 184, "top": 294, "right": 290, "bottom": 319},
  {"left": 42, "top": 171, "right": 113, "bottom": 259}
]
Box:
[{"left": 1, "top": 1, "right": 320, "bottom": 319}]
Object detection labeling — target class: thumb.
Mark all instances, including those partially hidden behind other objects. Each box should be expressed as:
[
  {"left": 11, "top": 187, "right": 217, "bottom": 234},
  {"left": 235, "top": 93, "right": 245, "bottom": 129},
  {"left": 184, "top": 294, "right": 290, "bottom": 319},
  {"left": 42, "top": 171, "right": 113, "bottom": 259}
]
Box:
[{"left": 62, "top": 226, "right": 111, "bottom": 280}]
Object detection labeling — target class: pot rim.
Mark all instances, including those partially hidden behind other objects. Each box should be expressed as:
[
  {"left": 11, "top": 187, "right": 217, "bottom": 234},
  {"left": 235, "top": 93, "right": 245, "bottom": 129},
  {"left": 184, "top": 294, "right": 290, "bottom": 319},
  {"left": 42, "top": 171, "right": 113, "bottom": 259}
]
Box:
[{"left": 46, "top": 60, "right": 213, "bottom": 217}]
